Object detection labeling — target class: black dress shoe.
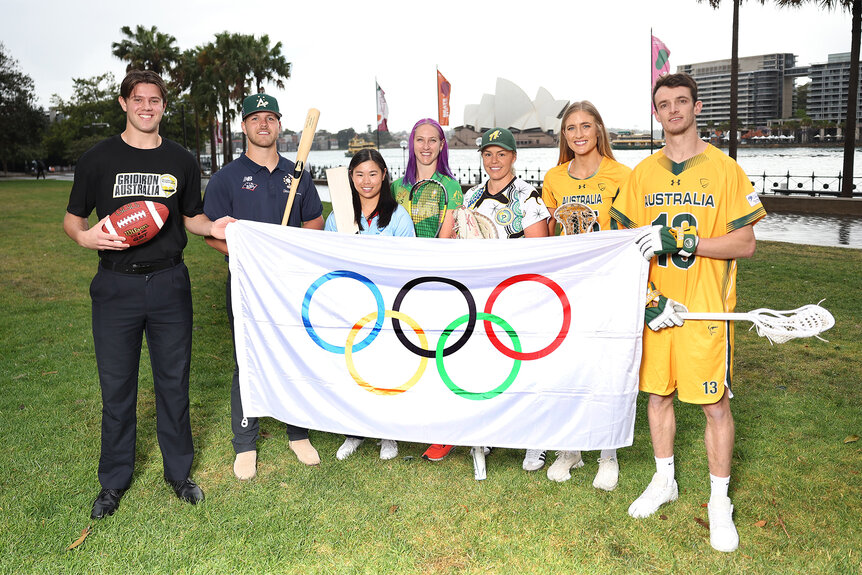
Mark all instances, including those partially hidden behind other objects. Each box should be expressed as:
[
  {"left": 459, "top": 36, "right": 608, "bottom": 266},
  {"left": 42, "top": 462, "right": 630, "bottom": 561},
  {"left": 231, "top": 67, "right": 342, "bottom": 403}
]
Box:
[
  {"left": 91, "top": 488, "right": 124, "bottom": 519},
  {"left": 166, "top": 478, "right": 204, "bottom": 504}
]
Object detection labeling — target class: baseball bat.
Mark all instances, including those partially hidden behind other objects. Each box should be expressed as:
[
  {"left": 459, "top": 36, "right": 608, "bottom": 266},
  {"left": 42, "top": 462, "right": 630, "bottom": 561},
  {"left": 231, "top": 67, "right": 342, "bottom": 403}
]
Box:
[{"left": 281, "top": 108, "right": 320, "bottom": 226}]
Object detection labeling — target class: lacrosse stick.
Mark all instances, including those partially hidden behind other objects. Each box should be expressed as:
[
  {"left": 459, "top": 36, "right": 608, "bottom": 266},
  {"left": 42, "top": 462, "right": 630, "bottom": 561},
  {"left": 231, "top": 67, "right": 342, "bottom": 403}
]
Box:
[
  {"left": 452, "top": 206, "right": 498, "bottom": 239},
  {"left": 554, "top": 201, "right": 598, "bottom": 235},
  {"left": 680, "top": 303, "right": 835, "bottom": 345}
]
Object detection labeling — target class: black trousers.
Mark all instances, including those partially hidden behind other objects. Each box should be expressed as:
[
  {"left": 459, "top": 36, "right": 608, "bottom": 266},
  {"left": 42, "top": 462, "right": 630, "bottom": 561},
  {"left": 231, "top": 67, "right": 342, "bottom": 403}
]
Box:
[
  {"left": 226, "top": 273, "right": 308, "bottom": 454},
  {"left": 90, "top": 263, "right": 195, "bottom": 489}
]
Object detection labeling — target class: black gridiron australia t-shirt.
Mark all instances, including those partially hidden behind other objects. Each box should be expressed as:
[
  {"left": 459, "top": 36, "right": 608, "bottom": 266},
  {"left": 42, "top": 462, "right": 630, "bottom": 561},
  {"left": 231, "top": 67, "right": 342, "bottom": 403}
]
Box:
[{"left": 68, "top": 135, "right": 203, "bottom": 265}]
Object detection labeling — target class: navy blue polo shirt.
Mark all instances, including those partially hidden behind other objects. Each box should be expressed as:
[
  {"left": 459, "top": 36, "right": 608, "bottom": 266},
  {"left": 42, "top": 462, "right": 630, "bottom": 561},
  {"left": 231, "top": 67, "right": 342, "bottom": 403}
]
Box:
[{"left": 203, "top": 154, "right": 323, "bottom": 227}]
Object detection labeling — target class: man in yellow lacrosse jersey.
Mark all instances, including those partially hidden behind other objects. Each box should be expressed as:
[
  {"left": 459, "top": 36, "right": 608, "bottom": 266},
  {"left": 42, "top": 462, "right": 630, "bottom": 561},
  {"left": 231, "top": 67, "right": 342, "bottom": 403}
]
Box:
[{"left": 610, "top": 72, "right": 766, "bottom": 553}]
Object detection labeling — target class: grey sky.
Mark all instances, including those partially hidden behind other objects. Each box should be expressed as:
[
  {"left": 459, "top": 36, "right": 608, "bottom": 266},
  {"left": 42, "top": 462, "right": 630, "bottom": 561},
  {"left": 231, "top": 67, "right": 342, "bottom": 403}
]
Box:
[{"left": 3, "top": 0, "right": 851, "bottom": 132}]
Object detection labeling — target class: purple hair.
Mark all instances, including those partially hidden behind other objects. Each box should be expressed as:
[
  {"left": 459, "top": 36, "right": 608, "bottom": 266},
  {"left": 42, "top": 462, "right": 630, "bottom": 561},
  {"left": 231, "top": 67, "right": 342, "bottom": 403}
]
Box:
[{"left": 404, "top": 118, "right": 455, "bottom": 186}]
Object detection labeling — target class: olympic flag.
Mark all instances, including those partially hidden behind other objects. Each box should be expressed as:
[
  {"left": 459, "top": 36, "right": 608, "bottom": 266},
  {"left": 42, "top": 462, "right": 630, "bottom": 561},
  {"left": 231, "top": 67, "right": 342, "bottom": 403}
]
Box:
[{"left": 226, "top": 222, "right": 650, "bottom": 451}]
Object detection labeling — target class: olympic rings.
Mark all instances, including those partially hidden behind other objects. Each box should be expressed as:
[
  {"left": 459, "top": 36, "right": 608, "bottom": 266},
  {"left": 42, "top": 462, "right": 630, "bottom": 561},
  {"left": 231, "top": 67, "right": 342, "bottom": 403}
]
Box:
[
  {"left": 302, "top": 270, "right": 569, "bottom": 400},
  {"left": 391, "top": 277, "right": 476, "bottom": 358},
  {"left": 483, "top": 274, "right": 571, "bottom": 360},
  {"left": 436, "top": 312, "right": 521, "bottom": 401},
  {"left": 302, "top": 271, "right": 385, "bottom": 354},
  {"left": 346, "top": 310, "right": 428, "bottom": 395}
]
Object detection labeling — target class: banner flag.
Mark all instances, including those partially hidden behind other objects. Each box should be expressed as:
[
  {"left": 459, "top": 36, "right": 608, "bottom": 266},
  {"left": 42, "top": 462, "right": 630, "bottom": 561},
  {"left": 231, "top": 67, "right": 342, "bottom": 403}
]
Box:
[
  {"left": 437, "top": 70, "right": 451, "bottom": 126},
  {"left": 376, "top": 81, "right": 389, "bottom": 132},
  {"left": 227, "top": 223, "right": 650, "bottom": 450},
  {"left": 651, "top": 35, "right": 671, "bottom": 113}
]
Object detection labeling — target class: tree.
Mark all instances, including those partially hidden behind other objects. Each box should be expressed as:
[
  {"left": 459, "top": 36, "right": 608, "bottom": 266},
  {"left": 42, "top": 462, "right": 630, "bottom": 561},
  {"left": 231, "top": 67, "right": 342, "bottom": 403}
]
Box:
[
  {"left": 111, "top": 25, "right": 180, "bottom": 76},
  {"left": 43, "top": 73, "right": 125, "bottom": 165},
  {"left": 794, "top": 82, "right": 810, "bottom": 117},
  {"left": 245, "top": 35, "right": 291, "bottom": 94},
  {"left": 775, "top": 0, "right": 859, "bottom": 197},
  {"left": 0, "top": 43, "right": 46, "bottom": 174},
  {"left": 337, "top": 128, "right": 356, "bottom": 149},
  {"left": 174, "top": 46, "right": 223, "bottom": 172}
]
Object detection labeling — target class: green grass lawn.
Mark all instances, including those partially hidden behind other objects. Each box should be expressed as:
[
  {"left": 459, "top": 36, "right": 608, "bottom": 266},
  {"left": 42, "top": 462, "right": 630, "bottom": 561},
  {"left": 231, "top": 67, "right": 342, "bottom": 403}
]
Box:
[{"left": 1, "top": 180, "right": 860, "bottom": 574}]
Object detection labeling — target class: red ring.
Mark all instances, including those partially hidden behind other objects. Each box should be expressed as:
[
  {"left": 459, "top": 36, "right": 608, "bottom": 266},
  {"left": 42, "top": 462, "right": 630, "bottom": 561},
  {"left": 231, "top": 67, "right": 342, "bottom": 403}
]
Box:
[{"left": 483, "top": 274, "right": 570, "bottom": 360}]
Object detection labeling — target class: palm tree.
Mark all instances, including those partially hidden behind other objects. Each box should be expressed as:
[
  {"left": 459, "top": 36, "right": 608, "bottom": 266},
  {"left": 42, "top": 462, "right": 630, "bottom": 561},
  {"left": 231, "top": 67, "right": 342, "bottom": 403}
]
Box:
[
  {"left": 174, "top": 47, "right": 221, "bottom": 172},
  {"left": 774, "top": 0, "right": 860, "bottom": 197},
  {"left": 111, "top": 25, "right": 179, "bottom": 76},
  {"left": 246, "top": 35, "right": 291, "bottom": 94},
  {"left": 699, "top": 1, "right": 766, "bottom": 160}
]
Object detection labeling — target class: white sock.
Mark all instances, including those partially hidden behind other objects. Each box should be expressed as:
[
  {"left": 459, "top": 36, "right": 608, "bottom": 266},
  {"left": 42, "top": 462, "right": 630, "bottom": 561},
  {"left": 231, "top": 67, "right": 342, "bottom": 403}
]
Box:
[
  {"left": 710, "top": 474, "right": 730, "bottom": 501},
  {"left": 655, "top": 455, "right": 675, "bottom": 479},
  {"left": 600, "top": 449, "right": 617, "bottom": 459}
]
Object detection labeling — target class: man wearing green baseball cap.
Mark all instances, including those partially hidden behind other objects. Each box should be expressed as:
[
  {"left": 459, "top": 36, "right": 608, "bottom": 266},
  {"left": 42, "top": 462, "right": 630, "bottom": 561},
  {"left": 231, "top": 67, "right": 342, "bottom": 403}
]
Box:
[{"left": 203, "top": 93, "right": 324, "bottom": 479}]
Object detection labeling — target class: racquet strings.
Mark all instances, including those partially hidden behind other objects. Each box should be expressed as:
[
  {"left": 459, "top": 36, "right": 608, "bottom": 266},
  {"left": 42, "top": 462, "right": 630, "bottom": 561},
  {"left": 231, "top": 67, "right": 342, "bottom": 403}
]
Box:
[{"left": 409, "top": 180, "right": 448, "bottom": 238}]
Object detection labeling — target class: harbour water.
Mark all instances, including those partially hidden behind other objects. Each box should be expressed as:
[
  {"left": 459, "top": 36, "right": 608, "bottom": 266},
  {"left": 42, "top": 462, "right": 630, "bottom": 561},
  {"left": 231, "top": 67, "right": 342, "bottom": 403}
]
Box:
[{"left": 304, "top": 146, "right": 862, "bottom": 249}]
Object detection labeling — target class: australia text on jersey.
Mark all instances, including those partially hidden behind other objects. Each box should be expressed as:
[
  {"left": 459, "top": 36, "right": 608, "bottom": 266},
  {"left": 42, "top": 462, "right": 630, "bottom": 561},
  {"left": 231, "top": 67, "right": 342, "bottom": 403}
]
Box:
[
  {"left": 113, "top": 173, "right": 178, "bottom": 198},
  {"left": 563, "top": 193, "right": 603, "bottom": 205},
  {"left": 644, "top": 191, "right": 715, "bottom": 208}
]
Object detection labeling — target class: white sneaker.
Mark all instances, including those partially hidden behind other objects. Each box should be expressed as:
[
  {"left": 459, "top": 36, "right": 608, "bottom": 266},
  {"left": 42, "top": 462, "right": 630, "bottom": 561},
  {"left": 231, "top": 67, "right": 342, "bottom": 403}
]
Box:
[
  {"left": 379, "top": 439, "right": 398, "bottom": 460},
  {"left": 627, "top": 472, "right": 678, "bottom": 518},
  {"left": 708, "top": 496, "right": 739, "bottom": 552},
  {"left": 522, "top": 449, "right": 547, "bottom": 471},
  {"left": 336, "top": 437, "right": 364, "bottom": 460},
  {"left": 593, "top": 457, "right": 619, "bottom": 491},
  {"left": 546, "top": 451, "right": 584, "bottom": 482}
]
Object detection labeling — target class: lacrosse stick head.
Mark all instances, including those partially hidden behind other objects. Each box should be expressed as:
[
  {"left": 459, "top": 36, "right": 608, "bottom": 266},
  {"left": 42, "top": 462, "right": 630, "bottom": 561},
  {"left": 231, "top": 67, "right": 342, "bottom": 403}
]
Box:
[
  {"left": 453, "top": 206, "right": 499, "bottom": 239},
  {"left": 554, "top": 201, "right": 598, "bottom": 235},
  {"left": 747, "top": 304, "right": 835, "bottom": 344}
]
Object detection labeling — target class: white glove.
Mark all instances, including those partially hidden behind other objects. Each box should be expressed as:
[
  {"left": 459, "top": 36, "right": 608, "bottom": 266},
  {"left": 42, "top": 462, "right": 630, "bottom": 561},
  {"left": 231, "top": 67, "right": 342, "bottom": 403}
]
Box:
[{"left": 645, "top": 295, "right": 689, "bottom": 331}]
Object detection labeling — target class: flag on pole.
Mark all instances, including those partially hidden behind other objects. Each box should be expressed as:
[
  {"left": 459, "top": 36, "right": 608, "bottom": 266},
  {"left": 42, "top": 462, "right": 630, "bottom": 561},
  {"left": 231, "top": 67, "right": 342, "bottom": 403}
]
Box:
[
  {"left": 214, "top": 119, "right": 222, "bottom": 144},
  {"left": 651, "top": 35, "right": 671, "bottom": 88},
  {"left": 437, "top": 70, "right": 451, "bottom": 126},
  {"left": 376, "top": 81, "right": 389, "bottom": 132},
  {"left": 651, "top": 35, "right": 671, "bottom": 113},
  {"left": 226, "top": 222, "right": 649, "bottom": 450}
]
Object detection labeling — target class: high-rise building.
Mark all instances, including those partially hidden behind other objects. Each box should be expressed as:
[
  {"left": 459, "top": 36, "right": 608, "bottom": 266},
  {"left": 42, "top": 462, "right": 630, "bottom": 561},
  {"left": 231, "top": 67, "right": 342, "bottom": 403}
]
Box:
[
  {"left": 677, "top": 53, "right": 798, "bottom": 128},
  {"left": 806, "top": 52, "right": 862, "bottom": 123}
]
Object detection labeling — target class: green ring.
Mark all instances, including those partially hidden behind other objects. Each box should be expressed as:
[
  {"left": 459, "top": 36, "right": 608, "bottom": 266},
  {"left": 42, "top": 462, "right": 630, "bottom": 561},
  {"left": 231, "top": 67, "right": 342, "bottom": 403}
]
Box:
[{"left": 436, "top": 312, "right": 521, "bottom": 400}]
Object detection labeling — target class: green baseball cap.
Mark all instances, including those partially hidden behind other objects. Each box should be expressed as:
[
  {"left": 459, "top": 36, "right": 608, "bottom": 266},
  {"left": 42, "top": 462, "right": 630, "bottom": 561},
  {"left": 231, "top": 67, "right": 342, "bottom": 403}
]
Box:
[
  {"left": 479, "top": 127, "right": 516, "bottom": 151},
  {"left": 242, "top": 93, "right": 281, "bottom": 119}
]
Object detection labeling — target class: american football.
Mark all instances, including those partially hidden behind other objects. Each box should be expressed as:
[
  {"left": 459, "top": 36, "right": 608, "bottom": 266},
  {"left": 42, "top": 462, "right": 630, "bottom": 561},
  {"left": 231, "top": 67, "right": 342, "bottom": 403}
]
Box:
[{"left": 102, "top": 201, "right": 169, "bottom": 246}]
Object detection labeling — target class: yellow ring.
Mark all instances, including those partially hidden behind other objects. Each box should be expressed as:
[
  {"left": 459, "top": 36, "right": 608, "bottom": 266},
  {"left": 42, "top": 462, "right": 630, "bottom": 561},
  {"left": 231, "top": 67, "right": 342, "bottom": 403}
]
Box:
[{"left": 345, "top": 310, "right": 428, "bottom": 395}]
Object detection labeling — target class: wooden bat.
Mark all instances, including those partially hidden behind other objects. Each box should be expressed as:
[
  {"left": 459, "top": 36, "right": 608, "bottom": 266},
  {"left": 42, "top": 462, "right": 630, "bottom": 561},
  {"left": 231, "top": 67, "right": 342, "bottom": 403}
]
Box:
[
  {"left": 281, "top": 108, "right": 320, "bottom": 226},
  {"left": 326, "top": 166, "right": 359, "bottom": 233}
]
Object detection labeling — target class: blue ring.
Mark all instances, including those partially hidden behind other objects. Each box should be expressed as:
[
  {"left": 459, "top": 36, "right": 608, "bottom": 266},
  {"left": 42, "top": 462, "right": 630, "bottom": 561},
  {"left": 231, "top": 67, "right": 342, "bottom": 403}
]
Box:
[{"left": 302, "top": 271, "right": 385, "bottom": 353}]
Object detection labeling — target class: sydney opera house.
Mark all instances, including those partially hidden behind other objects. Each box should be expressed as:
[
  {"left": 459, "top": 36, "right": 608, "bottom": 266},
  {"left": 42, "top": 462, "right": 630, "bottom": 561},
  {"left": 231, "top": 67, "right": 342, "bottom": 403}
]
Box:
[{"left": 450, "top": 78, "right": 569, "bottom": 148}]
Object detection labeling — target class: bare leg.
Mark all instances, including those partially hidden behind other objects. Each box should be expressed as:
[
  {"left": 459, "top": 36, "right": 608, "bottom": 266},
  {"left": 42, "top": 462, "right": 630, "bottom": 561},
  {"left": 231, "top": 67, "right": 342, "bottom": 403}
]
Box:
[
  {"left": 647, "top": 393, "right": 676, "bottom": 458},
  {"left": 702, "top": 390, "right": 734, "bottom": 477}
]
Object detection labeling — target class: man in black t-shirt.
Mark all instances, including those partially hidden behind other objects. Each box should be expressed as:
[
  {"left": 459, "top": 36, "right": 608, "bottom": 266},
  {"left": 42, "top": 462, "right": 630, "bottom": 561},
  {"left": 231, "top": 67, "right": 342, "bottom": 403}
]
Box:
[{"left": 64, "top": 70, "right": 232, "bottom": 520}]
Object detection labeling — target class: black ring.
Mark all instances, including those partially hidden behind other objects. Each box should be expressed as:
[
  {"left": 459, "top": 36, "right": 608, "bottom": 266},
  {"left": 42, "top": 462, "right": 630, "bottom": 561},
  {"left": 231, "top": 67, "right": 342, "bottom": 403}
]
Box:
[{"left": 391, "top": 277, "right": 477, "bottom": 358}]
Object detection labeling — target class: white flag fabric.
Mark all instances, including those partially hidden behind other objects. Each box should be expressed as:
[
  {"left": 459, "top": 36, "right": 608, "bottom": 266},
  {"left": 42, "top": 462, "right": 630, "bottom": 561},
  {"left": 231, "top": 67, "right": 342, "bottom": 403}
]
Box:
[{"left": 227, "top": 222, "right": 650, "bottom": 451}]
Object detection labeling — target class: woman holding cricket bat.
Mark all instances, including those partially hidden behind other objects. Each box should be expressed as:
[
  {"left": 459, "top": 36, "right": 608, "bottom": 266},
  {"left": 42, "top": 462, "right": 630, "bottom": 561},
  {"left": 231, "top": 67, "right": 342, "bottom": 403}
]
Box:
[
  {"left": 325, "top": 149, "right": 414, "bottom": 460},
  {"left": 541, "top": 101, "right": 631, "bottom": 490}
]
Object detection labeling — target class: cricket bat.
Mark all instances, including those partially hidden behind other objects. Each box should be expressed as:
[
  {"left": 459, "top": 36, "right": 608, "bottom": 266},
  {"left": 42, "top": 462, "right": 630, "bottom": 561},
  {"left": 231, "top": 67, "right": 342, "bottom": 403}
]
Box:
[{"left": 326, "top": 166, "right": 359, "bottom": 233}]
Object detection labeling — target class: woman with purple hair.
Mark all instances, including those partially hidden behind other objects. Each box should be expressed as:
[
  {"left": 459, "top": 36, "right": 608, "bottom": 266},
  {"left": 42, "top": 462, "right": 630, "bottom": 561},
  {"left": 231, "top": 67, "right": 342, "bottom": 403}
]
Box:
[
  {"left": 392, "top": 119, "right": 463, "bottom": 463},
  {"left": 391, "top": 118, "right": 463, "bottom": 239}
]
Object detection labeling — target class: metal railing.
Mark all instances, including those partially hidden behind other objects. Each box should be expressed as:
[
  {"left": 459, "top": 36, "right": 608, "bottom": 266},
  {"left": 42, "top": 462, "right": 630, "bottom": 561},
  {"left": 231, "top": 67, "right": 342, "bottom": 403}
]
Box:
[{"left": 308, "top": 163, "right": 862, "bottom": 198}]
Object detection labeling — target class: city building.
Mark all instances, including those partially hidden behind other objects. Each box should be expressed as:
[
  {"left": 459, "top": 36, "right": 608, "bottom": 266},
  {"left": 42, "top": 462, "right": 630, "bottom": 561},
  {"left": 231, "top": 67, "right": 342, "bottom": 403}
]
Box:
[
  {"left": 806, "top": 52, "right": 862, "bottom": 123},
  {"left": 677, "top": 53, "right": 800, "bottom": 129}
]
